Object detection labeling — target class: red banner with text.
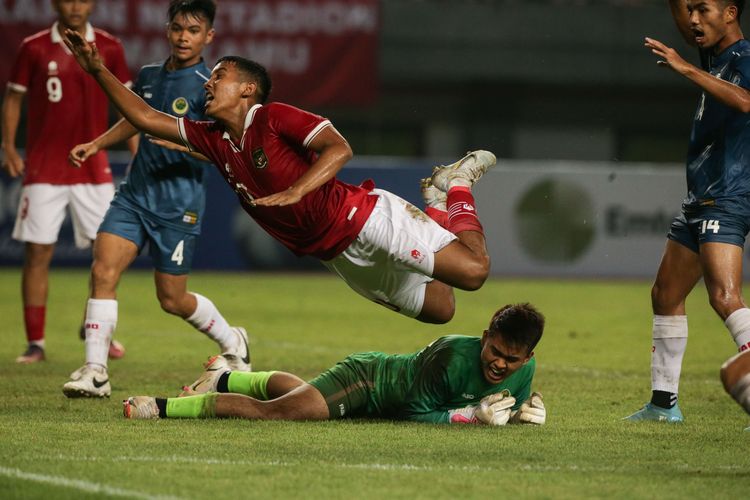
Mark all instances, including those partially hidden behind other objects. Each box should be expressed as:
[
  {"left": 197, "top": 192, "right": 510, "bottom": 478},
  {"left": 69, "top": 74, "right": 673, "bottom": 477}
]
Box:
[{"left": 0, "top": 0, "right": 379, "bottom": 107}]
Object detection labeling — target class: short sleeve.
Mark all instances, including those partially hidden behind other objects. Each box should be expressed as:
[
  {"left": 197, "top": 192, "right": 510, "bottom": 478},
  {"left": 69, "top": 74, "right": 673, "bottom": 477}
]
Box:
[
  {"left": 178, "top": 117, "right": 218, "bottom": 160},
  {"left": 7, "top": 41, "right": 33, "bottom": 93},
  {"left": 267, "top": 102, "right": 331, "bottom": 148}
]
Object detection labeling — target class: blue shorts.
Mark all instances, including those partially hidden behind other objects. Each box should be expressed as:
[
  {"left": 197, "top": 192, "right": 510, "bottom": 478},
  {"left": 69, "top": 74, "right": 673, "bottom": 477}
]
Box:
[
  {"left": 668, "top": 205, "right": 750, "bottom": 253},
  {"left": 99, "top": 202, "right": 196, "bottom": 275}
]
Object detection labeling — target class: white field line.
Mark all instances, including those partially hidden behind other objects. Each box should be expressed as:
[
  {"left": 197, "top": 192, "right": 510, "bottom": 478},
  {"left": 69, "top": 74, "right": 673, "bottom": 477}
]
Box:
[
  {"left": 0, "top": 465, "right": 184, "bottom": 500},
  {"left": 23, "top": 454, "right": 746, "bottom": 475}
]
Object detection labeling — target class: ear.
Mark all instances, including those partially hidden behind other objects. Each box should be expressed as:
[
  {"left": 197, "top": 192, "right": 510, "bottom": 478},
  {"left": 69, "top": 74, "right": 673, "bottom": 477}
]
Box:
[
  {"left": 725, "top": 5, "right": 738, "bottom": 23},
  {"left": 522, "top": 351, "right": 534, "bottom": 365},
  {"left": 240, "top": 81, "right": 257, "bottom": 99},
  {"left": 205, "top": 28, "right": 215, "bottom": 45}
]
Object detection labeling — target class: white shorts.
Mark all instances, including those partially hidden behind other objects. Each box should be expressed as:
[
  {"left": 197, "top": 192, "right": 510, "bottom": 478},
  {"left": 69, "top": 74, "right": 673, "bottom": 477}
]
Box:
[
  {"left": 12, "top": 183, "right": 115, "bottom": 249},
  {"left": 323, "top": 189, "right": 457, "bottom": 318}
]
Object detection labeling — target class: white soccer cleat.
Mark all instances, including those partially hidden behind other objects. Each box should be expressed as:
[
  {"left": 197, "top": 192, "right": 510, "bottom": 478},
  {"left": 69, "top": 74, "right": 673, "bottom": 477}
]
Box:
[
  {"left": 431, "top": 150, "right": 497, "bottom": 191},
  {"left": 62, "top": 364, "right": 111, "bottom": 398},
  {"left": 420, "top": 177, "right": 447, "bottom": 210},
  {"left": 180, "top": 355, "right": 231, "bottom": 396},
  {"left": 123, "top": 396, "right": 159, "bottom": 419},
  {"left": 222, "top": 327, "right": 251, "bottom": 372}
]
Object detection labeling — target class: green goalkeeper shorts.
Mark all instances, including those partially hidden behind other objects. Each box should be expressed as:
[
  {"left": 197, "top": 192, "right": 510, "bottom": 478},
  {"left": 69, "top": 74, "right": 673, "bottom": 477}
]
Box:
[{"left": 308, "top": 353, "right": 382, "bottom": 419}]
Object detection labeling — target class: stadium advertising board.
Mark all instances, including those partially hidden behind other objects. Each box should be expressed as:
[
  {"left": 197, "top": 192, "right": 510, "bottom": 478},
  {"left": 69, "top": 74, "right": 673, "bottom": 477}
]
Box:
[
  {"left": 1, "top": 156, "right": 738, "bottom": 278},
  {"left": 0, "top": 0, "right": 379, "bottom": 106}
]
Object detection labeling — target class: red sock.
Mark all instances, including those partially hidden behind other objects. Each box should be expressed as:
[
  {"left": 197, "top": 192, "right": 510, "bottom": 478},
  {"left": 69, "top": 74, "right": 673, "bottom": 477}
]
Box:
[
  {"left": 24, "top": 305, "right": 45, "bottom": 343},
  {"left": 447, "top": 186, "right": 484, "bottom": 234},
  {"left": 425, "top": 207, "right": 448, "bottom": 229}
]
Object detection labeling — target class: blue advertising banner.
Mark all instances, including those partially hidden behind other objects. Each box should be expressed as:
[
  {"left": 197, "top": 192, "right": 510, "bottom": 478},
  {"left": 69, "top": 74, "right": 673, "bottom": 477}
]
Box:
[{"left": 0, "top": 155, "right": 433, "bottom": 270}]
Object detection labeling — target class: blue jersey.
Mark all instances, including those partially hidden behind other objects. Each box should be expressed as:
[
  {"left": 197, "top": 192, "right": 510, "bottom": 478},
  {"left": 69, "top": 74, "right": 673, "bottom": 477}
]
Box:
[
  {"left": 686, "top": 40, "right": 750, "bottom": 209},
  {"left": 114, "top": 60, "right": 211, "bottom": 234}
]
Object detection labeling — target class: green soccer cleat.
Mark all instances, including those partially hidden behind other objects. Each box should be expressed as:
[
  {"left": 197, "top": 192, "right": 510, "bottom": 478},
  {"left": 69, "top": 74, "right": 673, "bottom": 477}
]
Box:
[{"left": 623, "top": 402, "right": 684, "bottom": 423}]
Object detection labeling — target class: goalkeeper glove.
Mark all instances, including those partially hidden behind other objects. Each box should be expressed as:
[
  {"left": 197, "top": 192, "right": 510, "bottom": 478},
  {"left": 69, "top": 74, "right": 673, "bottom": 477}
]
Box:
[
  {"left": 509, "top": 392, "right": 546, "bottom": 425},
  {"left": 448, "top": 390, "right": 516, "bottom": 425}
]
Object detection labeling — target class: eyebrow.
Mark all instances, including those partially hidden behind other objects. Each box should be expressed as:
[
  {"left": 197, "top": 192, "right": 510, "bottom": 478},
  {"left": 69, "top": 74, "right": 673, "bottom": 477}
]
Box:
[{"left": 491, "top": 345, "right": 521, "bottom": 361}]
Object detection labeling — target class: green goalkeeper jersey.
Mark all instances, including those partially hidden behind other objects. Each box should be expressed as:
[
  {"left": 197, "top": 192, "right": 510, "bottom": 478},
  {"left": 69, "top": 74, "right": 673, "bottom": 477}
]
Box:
[{"left": 310, "top": 335, "right": 535, "bottom": 423}]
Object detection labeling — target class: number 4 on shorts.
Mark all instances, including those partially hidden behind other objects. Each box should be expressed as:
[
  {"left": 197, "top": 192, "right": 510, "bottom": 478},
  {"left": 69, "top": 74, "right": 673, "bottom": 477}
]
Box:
[{"left": 171, "top": 240, "right": 184, "bottom": 266}]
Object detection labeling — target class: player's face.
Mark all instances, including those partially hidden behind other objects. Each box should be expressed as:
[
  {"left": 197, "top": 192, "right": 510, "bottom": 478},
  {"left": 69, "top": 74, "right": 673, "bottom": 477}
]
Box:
[
  {"left": 480, "top": 331, "right": 531, "bottom": 385},
  {"left": 204, "top": 62, "right": 256, "bottom": 119},
  {"left": 166, "top": 12, "right": 215, "bottom": 68},
  {"left": 53, "top": 0, "right": 94, "bottom": 31},
  {"left": 687, "top": 0, "right": 738, "bottom": 49}
]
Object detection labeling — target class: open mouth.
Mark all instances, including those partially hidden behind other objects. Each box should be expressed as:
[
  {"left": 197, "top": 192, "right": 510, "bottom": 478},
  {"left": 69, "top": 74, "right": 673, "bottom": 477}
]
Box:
[
  {"left": 693, "top": 27, "right": 706, "bottom": 43},
  {"left": 487, "top": 365, "right": 505, "bottom": 381}
]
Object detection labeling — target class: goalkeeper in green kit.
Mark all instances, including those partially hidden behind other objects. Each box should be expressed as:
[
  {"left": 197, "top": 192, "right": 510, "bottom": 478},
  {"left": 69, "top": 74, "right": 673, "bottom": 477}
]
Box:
[{"left": 124, "top": 303, "right": 546, "bottom": 426}]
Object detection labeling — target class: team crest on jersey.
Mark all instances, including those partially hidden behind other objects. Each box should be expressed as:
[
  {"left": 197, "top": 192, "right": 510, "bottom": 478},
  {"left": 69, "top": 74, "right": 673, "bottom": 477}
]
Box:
[
  {"left": 252, "top": 148, "right": 268, "bottom": 169},
  {"left": 172, "top": 97, "right": 189, "bottom": 115}
]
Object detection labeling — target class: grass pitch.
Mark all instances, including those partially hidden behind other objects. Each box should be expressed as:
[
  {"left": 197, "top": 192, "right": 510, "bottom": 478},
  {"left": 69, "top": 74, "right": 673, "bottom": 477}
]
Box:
[{"left": 0, "top": 269, "right": 747, "bottom": 499}]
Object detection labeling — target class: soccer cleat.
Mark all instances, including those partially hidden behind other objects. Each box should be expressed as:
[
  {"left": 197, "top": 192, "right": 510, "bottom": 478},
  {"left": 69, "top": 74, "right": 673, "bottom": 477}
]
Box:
[
  {"left": 222, "top": 327, "right": 251, "bottom": 372},
  {"left": 62, "top": 364, "right": 111, "bottom": 398},
  {"left": 180, "top": 355, "right": 231, "bottom": 396},
  {"left": 431, "top": 150, "right": 497, "bottom": 192},
  {"left": 123, "top": 396, "right": 159, "bottom": 419},
  {"left": 15, "top": 344, "right": 45, "bottom": 364},
  {"left": 108, "top": 339, "right": 126, "bottom": 360},
  {"left": 420, "top": 177, "right": 447, "bottom": 210},
  {"left": 623, "top": 402, "right": 684, "bottom": 423}
]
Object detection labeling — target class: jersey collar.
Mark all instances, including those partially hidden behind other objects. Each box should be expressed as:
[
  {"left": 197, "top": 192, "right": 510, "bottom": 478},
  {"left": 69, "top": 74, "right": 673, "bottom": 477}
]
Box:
[
  {"left": 50, "top": 22, "right": 95, "bottom": 44},
  {"left": 222, "top": 104, "right": 263, "bottom": 152}
]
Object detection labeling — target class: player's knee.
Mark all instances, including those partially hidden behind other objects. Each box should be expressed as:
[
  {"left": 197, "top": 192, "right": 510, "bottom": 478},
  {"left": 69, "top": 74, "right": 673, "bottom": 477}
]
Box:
[{"left": 91, "top": 262, "right": 119, "bottom": 290}]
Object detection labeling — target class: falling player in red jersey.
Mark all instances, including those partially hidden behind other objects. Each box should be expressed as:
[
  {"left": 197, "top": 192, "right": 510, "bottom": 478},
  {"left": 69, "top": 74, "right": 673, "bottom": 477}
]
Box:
[
  {"left": 1, "top": 0, "right": 132, "bottom": 364},
  {"left": 63, "top": 31, "right": 494, "bottom": 324}
]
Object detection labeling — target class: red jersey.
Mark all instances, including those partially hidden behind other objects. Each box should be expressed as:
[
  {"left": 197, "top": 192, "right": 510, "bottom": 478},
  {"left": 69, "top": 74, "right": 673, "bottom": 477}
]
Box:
[
  {"left": 7, "top": 23, "right": 131, "bottom": 185},
  {"left": 178, "top": 103, "right": 377, "bottom": 260}
]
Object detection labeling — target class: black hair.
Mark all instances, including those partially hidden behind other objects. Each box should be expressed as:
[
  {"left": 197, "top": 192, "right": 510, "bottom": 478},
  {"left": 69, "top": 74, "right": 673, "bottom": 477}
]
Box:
[
  {"left": 215, "top": 56, "right": 273, "bottom": 104},
  {"left": 487, "top": 303, "right": 545, "bottom": 355},
  {"left": 168, "top": 0, "right": 216, "bottom": 26}
]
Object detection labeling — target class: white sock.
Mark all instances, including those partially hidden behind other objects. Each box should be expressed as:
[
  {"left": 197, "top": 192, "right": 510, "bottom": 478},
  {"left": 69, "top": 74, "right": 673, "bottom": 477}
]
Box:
[
  {"left": 651, "top": 315, "right": 688, "bottom": 394},
  {"left": 729, "top": 373, "right": 750, "bottom": 415},
  {"left": 84, "top": 298, "right": 117, "bottom": 369},
  {"left": 30, "top": 340, "right": 45, "bottom": 349},
  {"left": 725, "top": 308, "right": 750, "bottom": 352},
  {"left": 185, "top": 293, "right": 233, "bottom": 350}
]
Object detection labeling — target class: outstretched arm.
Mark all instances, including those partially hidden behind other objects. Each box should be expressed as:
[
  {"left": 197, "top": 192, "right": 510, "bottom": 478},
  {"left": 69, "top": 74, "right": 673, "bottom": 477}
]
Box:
[
  {"left": 63, "top": 29, "right": 182, "bottom": 145},
  {"left": 69, "top": 118, "right": 138, "bottom": 167},
  {"left": 645, "top": 37, "right": 750, "bottom": 113},
  {"left": 252, "top": 125, "right": 353, "bottom": 207},
  {"left": 668, "top": 0, "right": 697, "bottom": 47}
]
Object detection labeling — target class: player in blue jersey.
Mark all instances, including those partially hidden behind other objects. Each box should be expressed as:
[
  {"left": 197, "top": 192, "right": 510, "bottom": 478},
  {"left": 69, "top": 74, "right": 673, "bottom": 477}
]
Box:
[
  {"left": 62, "top": 0, "right": 250, "bottom": 399},
  {"left": 625, "top": 0, "right": 750, "bottom": 423}
]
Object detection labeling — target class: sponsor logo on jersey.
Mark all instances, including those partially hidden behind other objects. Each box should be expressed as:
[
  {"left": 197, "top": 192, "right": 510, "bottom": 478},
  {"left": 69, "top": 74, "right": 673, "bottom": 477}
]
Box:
[
  {"left": 462, "top": 393, "right": 475, "bottom": 400},
  {"left": 172, "top": 97, "right": 189, "bottom": 115},
  {"left": 182, "top": 212, "right": 198, "bottom": 224},
  {"left": 411, "top": 249, "right": 422, "bottom": 260},
  {"left": 252, "top": 148, "right": 268, "bottom": 169}
]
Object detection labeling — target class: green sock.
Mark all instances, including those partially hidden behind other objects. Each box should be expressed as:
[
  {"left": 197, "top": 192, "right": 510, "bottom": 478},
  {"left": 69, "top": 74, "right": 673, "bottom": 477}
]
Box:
[
  {"left": 227, "top": 371, "right": 275, "bottom": 400},
  {"left": 165, "top": 393, "right": 218, "bottom": 418}
]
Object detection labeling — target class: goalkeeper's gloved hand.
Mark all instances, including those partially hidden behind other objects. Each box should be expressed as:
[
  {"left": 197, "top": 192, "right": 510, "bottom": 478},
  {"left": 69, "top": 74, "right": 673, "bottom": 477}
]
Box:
[
  {"left": 474, "top": 390, "right": 516, "bottom": 426},
  {"left": 509, "top": 392, "right": 546, "bottom": 425},
  {"left": 448, "top": 390, "right": 516, "bottom": 425}
]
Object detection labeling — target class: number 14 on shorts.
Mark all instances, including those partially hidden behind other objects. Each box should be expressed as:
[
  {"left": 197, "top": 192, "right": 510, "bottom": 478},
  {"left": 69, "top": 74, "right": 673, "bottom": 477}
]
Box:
[{"left": 700, "top": 219, "right": 720, "bottom": 234}]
